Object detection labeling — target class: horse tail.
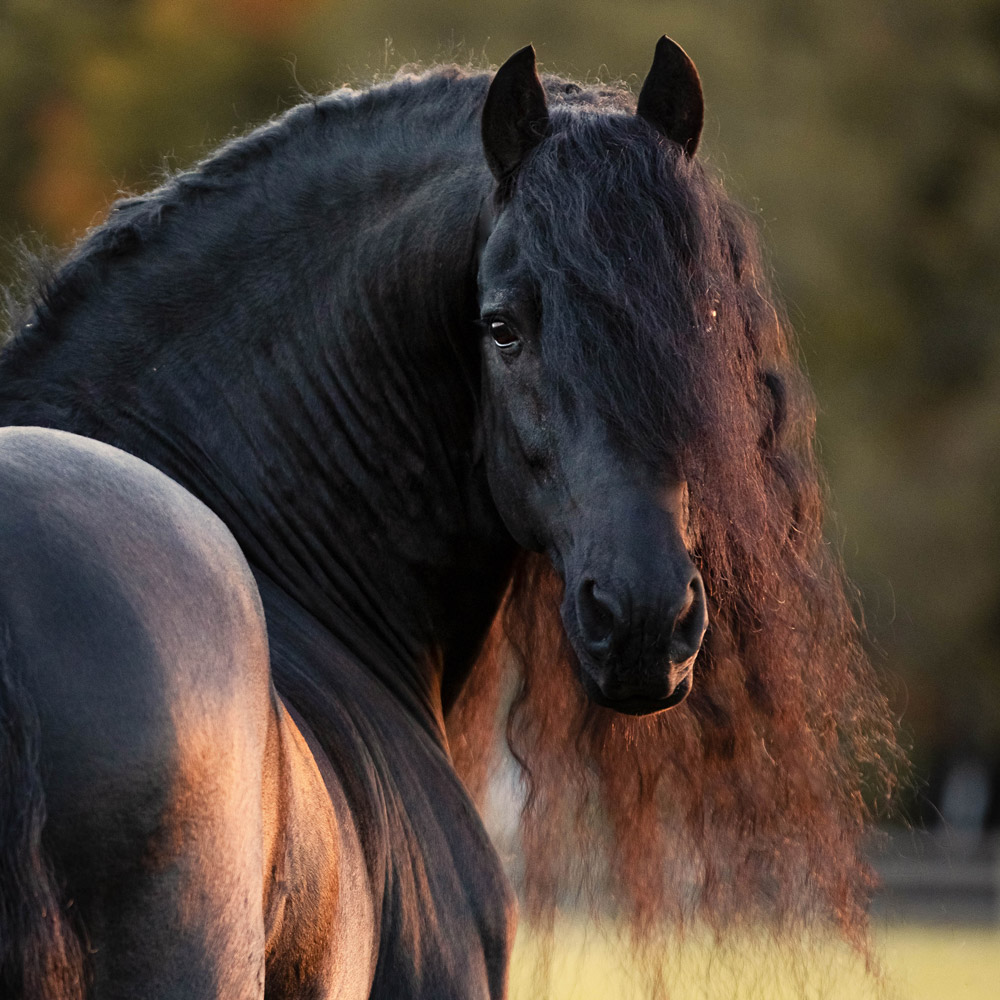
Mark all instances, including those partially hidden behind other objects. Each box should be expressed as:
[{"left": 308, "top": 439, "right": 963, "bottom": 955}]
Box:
[{"left": 0, "top": 626, "right": 87, "bottom": 1000}]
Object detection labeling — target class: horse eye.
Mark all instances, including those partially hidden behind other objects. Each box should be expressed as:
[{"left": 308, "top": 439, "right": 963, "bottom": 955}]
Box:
[{"left": 489, "top": 319, "right": 521, "bottom": 354}]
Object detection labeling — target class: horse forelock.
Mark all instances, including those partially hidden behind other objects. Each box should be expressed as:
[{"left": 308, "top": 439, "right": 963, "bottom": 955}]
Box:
[{"left": 505, "top": 106, "right": 741, "bottom": 470}]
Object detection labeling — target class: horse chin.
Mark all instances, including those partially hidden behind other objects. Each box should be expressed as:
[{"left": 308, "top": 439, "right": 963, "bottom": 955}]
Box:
[{"left": 579, "top": 661, "right": 694, "bottom": 716}]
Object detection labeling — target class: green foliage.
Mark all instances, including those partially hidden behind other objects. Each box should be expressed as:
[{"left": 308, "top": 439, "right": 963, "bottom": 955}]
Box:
[{"left": 1, "top": 0, "right": 997, "bottom": 773}]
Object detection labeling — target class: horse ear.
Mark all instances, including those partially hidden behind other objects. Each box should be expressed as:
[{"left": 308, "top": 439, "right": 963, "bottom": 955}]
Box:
[
  {"left": 482, "top": 45, "right": 550, "bottom": 189},
  {"left": 636, "top": 36, "right": 704, "bottom": 157}
]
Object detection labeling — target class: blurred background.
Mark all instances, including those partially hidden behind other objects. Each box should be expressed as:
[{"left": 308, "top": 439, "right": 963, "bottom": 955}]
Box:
[{"left": 1, "top": 0, "right": 998, "bottom": 992}]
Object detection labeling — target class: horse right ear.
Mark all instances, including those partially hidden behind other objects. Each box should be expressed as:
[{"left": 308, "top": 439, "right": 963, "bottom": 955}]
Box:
[
  {"left": 637, "top": 36, "right": 704, "bottom": 156},
  {"left": 482, "top": 45, "right": 549, "bottom": 192}
]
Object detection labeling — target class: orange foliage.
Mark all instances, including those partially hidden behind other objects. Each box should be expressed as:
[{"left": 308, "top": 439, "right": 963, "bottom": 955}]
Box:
[
  {"left": 22, "top": 98, "right": 114, "bottom": 243},
  {"left": 215, "top": 0, "right": 321, "bottom": 39}
]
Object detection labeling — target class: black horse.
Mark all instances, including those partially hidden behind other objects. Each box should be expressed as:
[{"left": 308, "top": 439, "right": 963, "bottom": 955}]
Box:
[{"left": 0, "top": 37, "right": 898, "bottom": 1000}]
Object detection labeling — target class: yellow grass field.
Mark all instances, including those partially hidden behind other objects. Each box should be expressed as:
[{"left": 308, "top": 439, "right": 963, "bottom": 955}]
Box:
[{"left": 508, "top": 921, "right": 1000, "bottom": 1000}]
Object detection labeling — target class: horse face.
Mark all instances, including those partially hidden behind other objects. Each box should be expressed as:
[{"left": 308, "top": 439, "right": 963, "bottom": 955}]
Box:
[
  {"left": 477, "top": 214, "right": 707, "bottom": 715},
  {"left": 477, "top": 41, "right": 709, "bottom": 715}
]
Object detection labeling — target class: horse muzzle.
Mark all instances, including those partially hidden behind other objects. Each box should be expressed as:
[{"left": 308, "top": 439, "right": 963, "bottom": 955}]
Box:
[{"left": 566, "top": 567, "right": 708, "bottom": 715}]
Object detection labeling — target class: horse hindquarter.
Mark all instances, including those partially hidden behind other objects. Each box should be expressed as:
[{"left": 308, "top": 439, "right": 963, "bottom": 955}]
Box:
[{"left": 0, "top": 427, "right": 274, "bottom": 999}]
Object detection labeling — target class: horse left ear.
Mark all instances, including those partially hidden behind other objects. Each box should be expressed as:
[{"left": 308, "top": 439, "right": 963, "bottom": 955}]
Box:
[
  {"left": 482, "top": 45, "right": 550, "bottom": 190},
  {"left": 637, "top": 36, "right": 704, "bottom": 157}
]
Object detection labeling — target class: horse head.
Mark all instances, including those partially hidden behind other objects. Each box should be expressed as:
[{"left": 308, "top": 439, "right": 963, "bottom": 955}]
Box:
[{"left": 476, "top": 40, "right": 709, "bottom": 715}]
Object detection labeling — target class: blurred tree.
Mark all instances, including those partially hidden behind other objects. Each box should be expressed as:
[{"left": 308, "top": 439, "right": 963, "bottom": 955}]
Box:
[
  {"left": 0, "top": 0, "right": 321, "bottom": 248},
  {"left": 1, "top": 0, "right": 997, "bottom": 789}
]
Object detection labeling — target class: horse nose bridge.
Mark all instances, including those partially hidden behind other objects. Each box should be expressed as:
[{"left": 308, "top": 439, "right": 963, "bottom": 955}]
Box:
[
  {"left": 569, "top": 504, "right": 704, "bottom": 659},
  {"left": 631, "top": 552, "right": 706, "bottom": 653},
  {"left": 620, "top": 508, "right": 699, "bottom": 609}
]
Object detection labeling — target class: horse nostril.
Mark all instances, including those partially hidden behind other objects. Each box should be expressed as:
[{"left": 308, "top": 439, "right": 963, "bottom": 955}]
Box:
[
  {"left": 669, "top": 570, "right": 708, "bottom": 664},
  {"left": 576, "top": 578, "right": 619, "bottom": 654}
]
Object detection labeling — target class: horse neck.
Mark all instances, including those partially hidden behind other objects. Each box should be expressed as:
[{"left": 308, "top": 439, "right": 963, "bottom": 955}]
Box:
[{"left": 6, "top": 84, "right": 516, "bottom": 734}]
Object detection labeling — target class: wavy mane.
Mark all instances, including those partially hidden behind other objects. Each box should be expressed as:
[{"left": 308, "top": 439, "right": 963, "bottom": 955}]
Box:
[{"left": 448, "top": 107, "right": 902, "bottom": 960}]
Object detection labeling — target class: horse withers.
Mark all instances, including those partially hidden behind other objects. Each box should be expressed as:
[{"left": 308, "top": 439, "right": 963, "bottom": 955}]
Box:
[{"left": 0, "top": 37, "right": 899, "bottom": 1000}]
